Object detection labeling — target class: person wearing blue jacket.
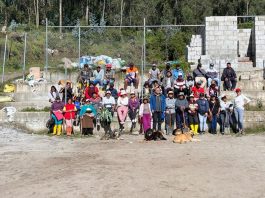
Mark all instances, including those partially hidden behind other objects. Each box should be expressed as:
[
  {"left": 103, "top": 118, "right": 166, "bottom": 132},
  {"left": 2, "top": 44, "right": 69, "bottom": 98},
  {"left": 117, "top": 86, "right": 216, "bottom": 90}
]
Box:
[
  {"left": 150, "top": 87, "right": 166, "bottom": 131},
  {"left": 172, "top": 64, "right": 184, "bottom": 81},
  {"left": 197, "top": 93, "right": 209, "bottom": 134},
  {"left": 79, "top": 99, "right": 97, "bottom": 117}
]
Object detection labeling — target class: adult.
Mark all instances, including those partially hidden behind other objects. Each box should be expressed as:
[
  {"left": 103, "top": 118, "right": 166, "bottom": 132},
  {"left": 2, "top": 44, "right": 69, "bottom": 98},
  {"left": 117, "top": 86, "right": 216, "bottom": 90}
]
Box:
[
  {"left": 175, "top": 92, "right": 189, "bottom": 130},
  {"left": 162, "top": 70, "right": 174, "bottom": 95},
  {"left": 172, "top": 64, "right": 184, "bottom": 81},
  {"left": 221, "top": 62, "right": 237, "bottom": 91},
  {"left": 48, "top": 86, "right": 59, "bottom": 103},
  {"left": 174, "top": 72, "right": 187, "bottom": 97},
  {"left": 93, "top": 65, "right": 104, "bottom": 87},
  {"left": 160, "top": 63, "right": 172, "bottom": 82},
  {"left": 124, "top": 63, "right": 139, "bottom": 90},
  {"left": 219, "top": 95, "right": 233, "bottom": 134},
  {"left": 208, "top": 95, "right": 220, "bottom": 134},
  {"left": 197, "top": 93, "right": 209, "bottom": 134},
  {"left": 206, "top": 63, "right": 219, "bottom": 86},
  {"left": 233, "top": 88, "right": 251, "bottom": 134},
  {"left": 128, "top": 91, "right": 140, "bottom": 132},
  {"left": 84, "top": 82, "right": 99, "bottom": 99},
  {"left": 107, "top": 83, "right": 118, "bottom": 100},
  {"left": 60, "top": 81, "right": 73, "bottom": 103},
  {"left": 89, "top": 92, "right": 102, "bottom": 110},
  {"left": 63, "top": 98, "right": 77, "bottom": 136},
  {"left": 139, "top": 97, "right": 152, "bottom": 133},
  {"left": 80, "top": 99, "right": 97, "bottom": 117},
  {"left": 165, "top": 90, "right": 176, "bottom": 135},
  {"left": 193, "top": 64, "right": 207, "bottom": 88},
  {"left": 117, "top": 90, "right": 129, "bottom": 131},
  {"left": 51, "top": 96, "right": 65, "bottom": 136},
  {"left": 102, "top": 90, "right": 116, "bottom": 116},
  {"left": 187, "top": 94, "right": 199, "bottom": 135},
  {"left": 186, "top": 74, "right": 194, "bottom": 96},
  {"left": 80, "top": 64, "right": 93, "bottom": 84},
  {"left": 103, "top": 64, "right": 115, "bottom": 90},
  {"left": 206, "top": 80, "right": 219, "bottom": 97},
  {"left": 148, "top": 63, "right": 160, "bottom": 86},
  {"left": 191, "top": 81, "right": 205, "bottom": 100},
  {"left": 150, "top": 87, "right": 166, "bottom": 131}
]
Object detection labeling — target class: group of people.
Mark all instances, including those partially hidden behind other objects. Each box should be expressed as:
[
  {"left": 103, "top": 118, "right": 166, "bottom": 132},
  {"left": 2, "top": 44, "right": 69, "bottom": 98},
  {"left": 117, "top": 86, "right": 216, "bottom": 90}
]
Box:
[{"left": 47, "top": 61, "right": 250, "bottom": 138}]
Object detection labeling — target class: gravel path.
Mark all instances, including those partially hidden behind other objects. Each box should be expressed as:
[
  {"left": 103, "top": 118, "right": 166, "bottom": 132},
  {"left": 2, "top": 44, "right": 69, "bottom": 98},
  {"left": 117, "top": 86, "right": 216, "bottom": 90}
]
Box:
[{"left": 1, "top": 126, "right": 265, "bottom": 198}]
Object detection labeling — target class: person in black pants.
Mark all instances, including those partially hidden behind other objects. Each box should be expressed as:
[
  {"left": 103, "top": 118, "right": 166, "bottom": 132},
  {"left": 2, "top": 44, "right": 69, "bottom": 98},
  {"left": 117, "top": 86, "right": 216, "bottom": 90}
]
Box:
[{"left": 221, "top": 63, "right": 237, "bottom": 91}]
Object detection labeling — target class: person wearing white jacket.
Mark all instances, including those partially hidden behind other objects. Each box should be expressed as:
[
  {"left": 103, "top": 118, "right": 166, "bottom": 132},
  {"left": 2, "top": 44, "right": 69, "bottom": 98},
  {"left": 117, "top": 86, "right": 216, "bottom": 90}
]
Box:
[
  {"left": 139, "top": 97, "right": 152, "bottom": 133},
  {"left": 233, "top": 88, "right": 251, "bottom": 134}
]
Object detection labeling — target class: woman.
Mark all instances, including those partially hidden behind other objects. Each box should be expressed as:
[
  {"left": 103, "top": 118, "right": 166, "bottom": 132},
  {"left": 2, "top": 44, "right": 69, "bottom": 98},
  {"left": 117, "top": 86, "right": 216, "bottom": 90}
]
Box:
[
  {"left": 80, "top": 99, "right": 97, "bottom": 135},
  {"left": 60, "top": 81, "right": 73, "bottom": 103},
  {"left": 162, "top": 71, "right": 174, "bottom": 95},
  {"left": 128, "top": 91, "right": 140, "bottom": 132},
  {"left": 51, "top": 96, "right": 65, "bottom": 136},
  {"left": 165, "top": 90, "right": 176, "bottom": 135},
  {"left": 139, "top": 97, "right": 152, "bottom": 133},
  {"left": 206, "top": 80, "right": 219, "bottom": 97},
  {"left": 233, "top": 88, "right": 251, "bottom": 134},
  {"left": 188, "top": 94, "right": 199, "bottom": 135},
  {"left": 63, "top": 98, "right": 77, "bottom": 136},
  {"left": 219, "top": 95, "right": 233, "bottom": 134},
  {"left": 117, "top": 90, "right": 129, "bottom": 131},
  {"left": 208, "top": 95, "right": 220, "bottom": 134},
  {"left": 48, "top": 86, "right": 59, "bottom": 103},
  {"left": 197, "top": 93, "right": 209, "bottom": 134}
]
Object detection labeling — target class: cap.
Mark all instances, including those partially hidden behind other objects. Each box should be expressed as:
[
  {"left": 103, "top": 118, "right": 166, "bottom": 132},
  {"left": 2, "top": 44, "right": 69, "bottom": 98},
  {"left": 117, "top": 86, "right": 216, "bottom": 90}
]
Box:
[
  {"left": 178, "top": 72, "right": 183, "bottom": 76},
  {"left": 197, "top": 81, "right": 202, "bottom": 85},
  {"left": 178, "top": 92, "right": 184, "bottom": 96},
  {"left": 168, "top": 90, "right": 174, "bottom": 95},
  {"left": 210, "top": 63, "right": 214, "bottom": 67},
  {"left": 85, "top": 99, "right": 91, "bottom": 102},
  {"left": 106, "top": 64, "right": 112, "bottom": 68},
  {"left": 189, "top": 94, "right": 194, "bottom": 98},
  {"left": 235, "top": 88, "right": 241, "bottom": 92},
  {"left": 120, "top": 90, "right": 127, "bottom": 96},
  {"left": 106, "top": 90, "right": 111, "bottom": 94},
  {"left": 130, "top": 91, "right": 135, "bottom": 95}
]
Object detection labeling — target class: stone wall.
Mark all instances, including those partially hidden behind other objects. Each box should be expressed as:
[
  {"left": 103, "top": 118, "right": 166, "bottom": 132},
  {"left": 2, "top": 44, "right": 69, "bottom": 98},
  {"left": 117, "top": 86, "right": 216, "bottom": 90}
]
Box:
[
  {"left": 186, "top": 35, "right": 202, "bottom": 63},
  {"left": 205, "top": 16, "right": 238, "bottom": 68},
  {"left": 254, "top": 16, "right": 265, "bottom": 68},
  {"left": 238, "top": 29, "right": 252, "bottom": 58}
]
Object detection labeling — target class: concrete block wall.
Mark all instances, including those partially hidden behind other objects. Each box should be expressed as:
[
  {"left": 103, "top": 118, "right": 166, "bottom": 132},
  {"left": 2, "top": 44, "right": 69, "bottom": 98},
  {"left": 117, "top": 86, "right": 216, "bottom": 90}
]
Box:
[
  {"left": 186, "top": 35, "right": 203, "bottom": 63},
  {"left": 254, "top": 16, "right": 265, "bottom": 68},
  {"left": 238, "top": 29, "right": 252, "bottom": 58},
  {"left": 205, "top": 16, "right": 238, "bottom": 68}
]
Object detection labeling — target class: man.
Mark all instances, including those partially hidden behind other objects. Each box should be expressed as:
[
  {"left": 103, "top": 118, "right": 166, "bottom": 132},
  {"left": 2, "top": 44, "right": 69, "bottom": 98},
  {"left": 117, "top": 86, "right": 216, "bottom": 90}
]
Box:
[
  {"left": 107, "top": 83, "right": 118, "bottom": 100},
  {"left": 172, "top": 64, "right": 184, "bottom": 81},
  {"left": 175, "top": 92, "right": 189, "bottom": 130},
  {"left": 165, "top": 90, "right": 176, "bottom": 135},
  {"left": 206, "top": 63, "right": 219, "bottom": 86},
  {"left": 193, "top": 64, "right": 207, "bottom": 88},
  {"left": 79, "top": 64, "right": 93, "bottom": 84},
  {"left": 221, "top": 62, "right": 237, "bottom": 91},
  {"left": 233, "top": 88, "right": 251, "bottom": 134},
  {"left": 102, "top": 90, "right": 116, "bottom": 116},
  {"left": 124, "top": 63, "right": 139, "bottom": 90},
  {"left": 93, "top": 65, "right": 104, "bottom": 87},
  {"left": 103, "top": 64, "right": 115, "bottom": 90},
  {"left": 59, "top": 81, "right": 73, "bottom": 103},
  {"left": 197, "top": 93, "right": 209, "bottom": 134},
  {"left": 160, "top": 63, "right": 172, "bottom": 82},
  {"left": 148, "top": 63, "right": 160, "bottom": 86},
  {"left": 150, "top": 87, "right": 166, "bottom": 131},
  {"left": 174, "top": 72, "right": 187, "bottom": 97}
]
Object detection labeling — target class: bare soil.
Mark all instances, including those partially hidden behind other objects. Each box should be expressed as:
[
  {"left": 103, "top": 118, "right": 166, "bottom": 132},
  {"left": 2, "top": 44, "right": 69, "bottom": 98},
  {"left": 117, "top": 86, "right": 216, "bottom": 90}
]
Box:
[{"left": 1, "top": 126, "right": 265, "bottom": 198}]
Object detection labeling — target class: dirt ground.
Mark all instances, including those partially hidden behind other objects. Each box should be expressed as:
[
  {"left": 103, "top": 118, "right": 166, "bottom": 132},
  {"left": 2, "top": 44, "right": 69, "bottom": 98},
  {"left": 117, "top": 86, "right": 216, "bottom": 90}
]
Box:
[{"left": 1, "top": 126, "right": 265, "bottom": 198}]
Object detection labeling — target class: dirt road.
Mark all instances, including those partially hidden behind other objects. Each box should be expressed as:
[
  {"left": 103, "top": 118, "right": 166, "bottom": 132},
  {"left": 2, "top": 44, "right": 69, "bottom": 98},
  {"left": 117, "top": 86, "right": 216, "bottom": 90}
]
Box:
[{"left": 1, "top": 126, "right": 265, "bottom": 198}]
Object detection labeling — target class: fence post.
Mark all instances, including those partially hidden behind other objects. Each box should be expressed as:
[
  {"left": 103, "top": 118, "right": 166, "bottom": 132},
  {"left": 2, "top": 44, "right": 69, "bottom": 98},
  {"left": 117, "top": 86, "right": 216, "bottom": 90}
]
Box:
[
  {"left": 23, "top": 33, "right": 27, "bottom": 81},
  {"left": 1, "top": 34, "right": 8, "bottom": 83},
  {"left": 143, "top": 18, "right": 146, "bottom": 71},
  {"left": 78, "top": 26, "right": 81, "bottom": 67},
  {"left": 45, "top": 18, "right": 48, "bottom": 77}
]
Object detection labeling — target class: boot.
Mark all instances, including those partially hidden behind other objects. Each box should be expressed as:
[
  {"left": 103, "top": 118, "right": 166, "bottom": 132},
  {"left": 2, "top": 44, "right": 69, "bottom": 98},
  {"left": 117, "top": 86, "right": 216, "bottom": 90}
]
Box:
[
  {"left": 190, "top": 124, "right": 195, "bottom": 132},
  {"left": 53, "top": 125, "right": 57, "bottom": 135},
  {"left": 194, "top": 124, "right": 199, "bottom": 135},
  {"left": 57, "top": 125, "right": 62, "bottom": 136},
  {"left": 66, "top": 127, "right": 72, "bottom": 136}
]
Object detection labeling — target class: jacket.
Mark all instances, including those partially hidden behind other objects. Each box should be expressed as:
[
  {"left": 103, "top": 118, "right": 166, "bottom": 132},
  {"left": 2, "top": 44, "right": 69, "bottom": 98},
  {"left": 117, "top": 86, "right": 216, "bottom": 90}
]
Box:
[
  {"left": 175, "top": 98, "right": 189, "bottom": 111},
  {"left": 206, "top": 68, "right": 218, "bottom": 79},
  {"left": 172, "top": 68, "right": 184, "bottom": 80},
  {"left": 193, "top": 68, "right": 206, "bottom": 78},
  {"left": 150, "top": 93, "right": 166, "bottom": 120},
  {"left": 221, "top": 67, "right": 237, "bottom": 81},
  {"left": 197, "top": 99, "right": 209, "bottom": 115}
]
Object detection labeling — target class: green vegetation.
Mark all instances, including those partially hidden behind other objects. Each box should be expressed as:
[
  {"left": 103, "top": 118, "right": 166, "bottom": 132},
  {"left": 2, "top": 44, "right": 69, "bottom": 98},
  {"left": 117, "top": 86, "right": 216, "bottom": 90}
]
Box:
[
  {"left": 21, "top": 106, "right": 50, "bottom": 112},
  {"left": 245, "top": 124, "right": 265, "bottom": 134}
]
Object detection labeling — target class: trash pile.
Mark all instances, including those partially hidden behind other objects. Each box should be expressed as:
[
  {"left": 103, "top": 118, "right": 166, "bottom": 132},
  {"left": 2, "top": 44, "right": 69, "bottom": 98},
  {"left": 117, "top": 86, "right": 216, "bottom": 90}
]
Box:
[{"left": 80, "top": 55, "right": 126, "bottom": 69}]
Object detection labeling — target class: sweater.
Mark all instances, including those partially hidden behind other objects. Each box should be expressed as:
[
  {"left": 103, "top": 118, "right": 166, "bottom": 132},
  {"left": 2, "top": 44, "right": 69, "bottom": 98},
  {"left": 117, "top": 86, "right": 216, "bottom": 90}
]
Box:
[
  {"left": 117, "top": 97, "right": 129, "bottom": 107},
  {"left": 166, "top": 98, "right": 176, "bottom": 113},
  {"left": 175, "top": 98, "right": 189, "bottom": 110},
  {"left": 197, "top": 98, "right": 209, "bottom": 115}
]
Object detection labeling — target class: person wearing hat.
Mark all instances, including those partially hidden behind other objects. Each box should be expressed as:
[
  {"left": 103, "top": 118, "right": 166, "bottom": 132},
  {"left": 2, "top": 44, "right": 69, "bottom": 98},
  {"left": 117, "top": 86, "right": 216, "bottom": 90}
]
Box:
[
  {"left": 124, "top": 62, "right": 139, "bottom": 90},
  {"left": 175, "top": 92, "right": 189, "bottom": 130},
  {"left": 208, "top": 94, "right": 221, "bottom": 134},
  {"left": 186, "top": 74, "right": 195, "bottom": 96},
  {"left": 80, "top": 99, "right": 97, "bottom": 117},
  {"left": 232, "top": 88, "right": 251, "bottom": 134},
  {"left": 196, "top": 92, "right": 209, "bottom": 134},
  {"left": 51, "top": 96, "right": 65, "bottom": 136},
  {"left": 193, "top": 63, "right": 207, "bottom": 88},
  {"left": 139, "top": 97, "right": 152, "bottom": 133},
  {"left": 191, "top": 81, "right": 205, "bottom": 100},
  {"left": 172, "top": 63, "right": 184, "bottom": 81},
  {"left": 102, "top": 90, "right": 116, "bottom": 115},
  {"left": 148, "top": 62, "right": 160, "bottom": 86},
  {"left": 128, "top": 91, "right": 140, "bottom": 132},
  {"left": 160, "top": 63, "right": 172, "bottom": 82},
  {"left": 93, "top": 65, "right": 105, "bottom": 87},
  {"left": 165, "top": 90, "right": 176, "bottom": 135},
  {"left": 162, "top": 70, "right": 174, "bottom": 95},
  {"left": 206, "top": 63, "right": 219, "bottom": 87},
  {"left": 79, "top": 64, "right": 93, "bottom": 84},
  {"left": 206, "top": 80, "right": 219, "bottom": 98},
  {"left": 174, "top": 72, "right": 187, "bottom": 97},
  {"left": 150, "top": 87, "right": 166, "bottom": 131},
  {"left": 117, "top": 90, "right": 129, "bottom": 130},
  {"left": 84, "top": 81, "right": 99, "bottom": 100},
  {"left": 188, "top": 94, "right": 199, "bottom": 135},
  {"left": 221, "top": 62, "right": 237, "bottom": 91},
  {"left": 219, "top": 95, "right": 233, "bottom": 134},
  {"left": 103, "top": 64, "right": 115, "bottom": 90}
]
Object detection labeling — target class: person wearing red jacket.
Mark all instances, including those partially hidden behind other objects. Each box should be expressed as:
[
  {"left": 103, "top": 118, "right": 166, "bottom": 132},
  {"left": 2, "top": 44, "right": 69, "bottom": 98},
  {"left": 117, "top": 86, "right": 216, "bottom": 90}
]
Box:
[
  {"left": 63, "top": 98, "right": 77, "bottom": 136},
  {"left": 191, "top": 81, "right": 205, "bottom": 100},
  {"left": 84, "top": 82, "right": 99, "bottom": 99}
]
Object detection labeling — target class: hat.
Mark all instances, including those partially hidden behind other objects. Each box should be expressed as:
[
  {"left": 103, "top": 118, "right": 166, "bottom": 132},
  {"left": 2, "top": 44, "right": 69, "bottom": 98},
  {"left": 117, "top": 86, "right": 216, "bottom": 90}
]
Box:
[
  {"left": 197, "top": 81, "right": 202, "bottom": 85},
  {"left": 106, "top": 64, "right": 112, "bottom": 68},
  {"left": 120, "top": 90, "right": 127, "bottom": 96},
  {"left": 178, "top": 92, "right": 184, "bottom": 96},
  {"left": 168, "top": 90, "right": 174, "bottom": 95},
  {"left": 130, "top": 91, "right": 135, "bottom": 95},
  {"left": 210, "top": 63, "right": 214, "bottom": 67},
  {"left": 235, "top": 88, "right": 241, "bottom": 93},
  {"left": 106, "top": 90, "right": 111, "bottom": 94},
  {"left": 152, "top": 63, "right": 157, "bottom": 67},
  {"left": 143, "top": 97, "right": 149, "bottom": 102},
  {"left": 210, "top": 94, "right": 216, "bottom": 98},
  {"left": 85, "top": 99, "right": 91, "bottom": 102},
  {"left": 189, "top": 94, "right": 194, "bottom": 98},
  {"left": 97, "top": 65, "right": 101, "bottom": 68},
  {"left": 178, "top": 72, "right": 183, "bottom": 76},
  {"left": 199, "top": 93, "right": 205, "bottom": 97},
  {"left": 86, "top": 108, "right": 92, "bottom": 113},
  {"left": 221, "top": 94, "right": 227, "bottom": 99},
  {"left": 55, "top": 96, "right": 61, "bottom": 100}
]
